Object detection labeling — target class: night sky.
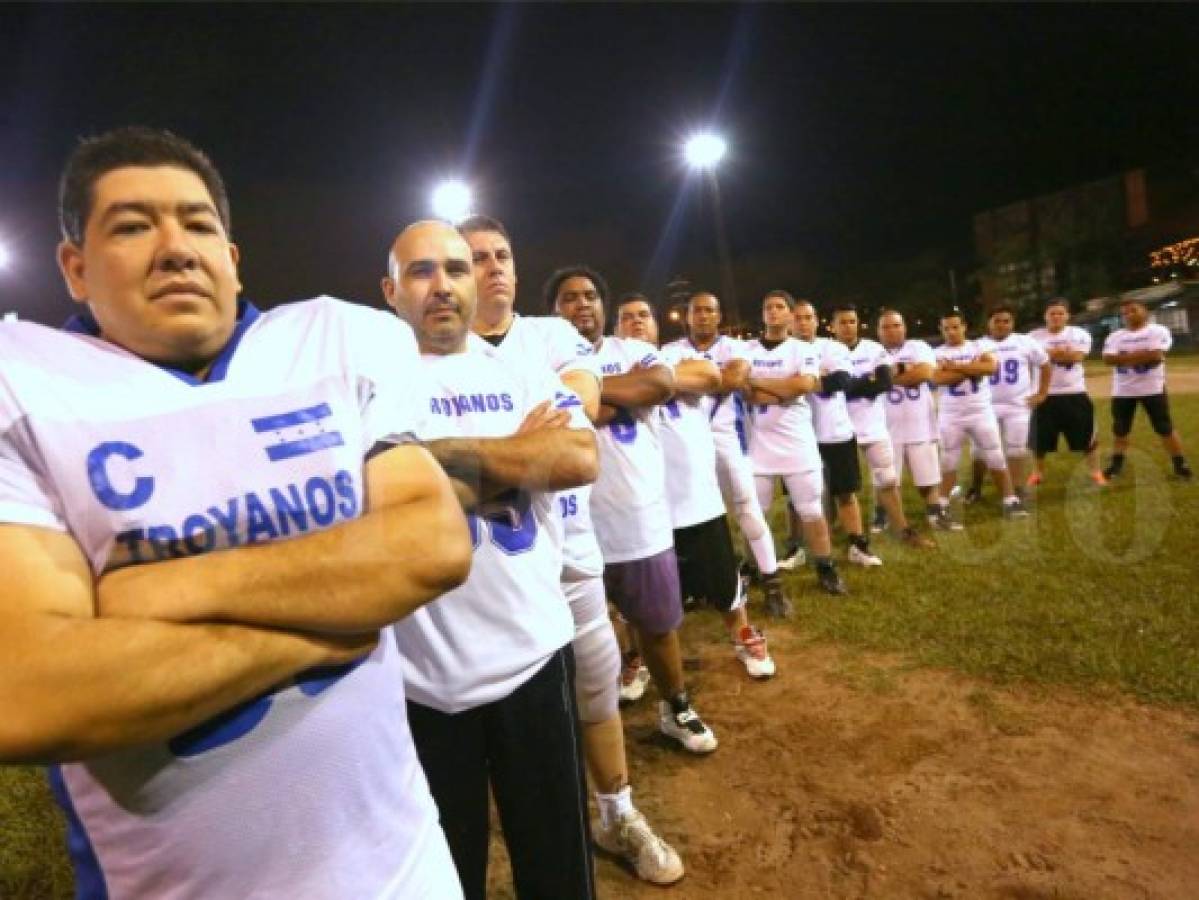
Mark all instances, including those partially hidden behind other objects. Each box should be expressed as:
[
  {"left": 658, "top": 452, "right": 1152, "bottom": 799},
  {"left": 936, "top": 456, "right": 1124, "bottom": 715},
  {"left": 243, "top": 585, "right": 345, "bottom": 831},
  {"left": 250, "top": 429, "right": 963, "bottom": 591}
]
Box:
[{"left": 2, "top": 3, "right": 1197, "bottom": 326}]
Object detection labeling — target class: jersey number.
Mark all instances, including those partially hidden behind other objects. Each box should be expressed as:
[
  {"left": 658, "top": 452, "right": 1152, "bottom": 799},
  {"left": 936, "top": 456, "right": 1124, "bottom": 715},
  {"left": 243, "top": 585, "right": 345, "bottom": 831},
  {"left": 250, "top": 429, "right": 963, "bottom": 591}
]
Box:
[
  {"left": 469, "top": 489, "right": 537, "bottom": 554},
  {"left": 1116, "top": 364, "right": 1152, "bottom": 375},
  {"left": 989, "top": 358, "right": 1020, "bottom": 385},
  {"left": 947, "top": 378, "right": 981, "bottom": 397},
  {"left": 608, "top": 408, "right": 638, "bottom": 444},
  {"left": 169, "top": 660, "right": 364, "bottom": 758},
  {"left": 558, "top": 494, "right": 579, "bottom": 518},
  {"left": 887, "top": 386, "right": 922, "bottom": 404}
]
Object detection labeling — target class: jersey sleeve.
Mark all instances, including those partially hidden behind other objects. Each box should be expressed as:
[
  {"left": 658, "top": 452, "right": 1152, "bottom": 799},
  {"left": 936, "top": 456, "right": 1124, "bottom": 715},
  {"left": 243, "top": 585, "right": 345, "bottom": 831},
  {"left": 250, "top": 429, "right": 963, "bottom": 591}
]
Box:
[
  {"left": 0, "top": 430, "right": 67, "bottom": 531},
  {"left": 629, "top": 338, "right": 665, "bottom": 370},
  {"left": 530, "top": 367, "right": 594, "bottom": 432},
  {"left": 344, "top": 307, "right": 432, "bottom": 454},
  {"left": 1154, "top": 325, "right": 1174, "bottom": 353},
  {"left": 795, "top": 341, "right": 821, "bottom": 377},
  {"left": 913, "top": 341, "right": 937, "bottom": 367},
  {"left": 1102, "top": 330, "right": 1119, "bottom": 355},
  {"left": 1025, "top": 336, "right": 1049, "bottom": 367},
  {"left": 545, "top": 319, "right": 601, "bottom": 378},
  {"left": 1075, "top": 328, "right": 1093, "bottom": 354},
  {"left": 826, "top": 341, "right": 852, "bottom": 373}
]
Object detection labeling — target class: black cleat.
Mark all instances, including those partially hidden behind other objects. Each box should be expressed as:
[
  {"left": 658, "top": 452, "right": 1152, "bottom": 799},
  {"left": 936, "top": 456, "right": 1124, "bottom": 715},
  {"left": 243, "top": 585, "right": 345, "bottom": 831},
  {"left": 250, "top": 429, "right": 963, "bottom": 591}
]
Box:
[{"left": 816, "top": 564, "right": 847, "bottom": 596}]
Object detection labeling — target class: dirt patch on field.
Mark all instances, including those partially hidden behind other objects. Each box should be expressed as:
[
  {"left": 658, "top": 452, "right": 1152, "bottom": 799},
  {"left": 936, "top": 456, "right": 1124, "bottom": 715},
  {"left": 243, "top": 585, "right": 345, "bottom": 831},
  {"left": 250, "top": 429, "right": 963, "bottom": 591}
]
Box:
[{"left": 489, "top": 623, "right": 1199, "bottom": 899}]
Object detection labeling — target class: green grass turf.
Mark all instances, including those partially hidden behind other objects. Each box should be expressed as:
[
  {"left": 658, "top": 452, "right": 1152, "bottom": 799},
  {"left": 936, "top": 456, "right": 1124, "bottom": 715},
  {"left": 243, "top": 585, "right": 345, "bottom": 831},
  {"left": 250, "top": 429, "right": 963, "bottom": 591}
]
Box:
[
  {"left": 771, "top": 381, "right": 1199, "bottom": 708},
  {"left": 3, "top": 363, "right": 1197, "bottom": 897}
]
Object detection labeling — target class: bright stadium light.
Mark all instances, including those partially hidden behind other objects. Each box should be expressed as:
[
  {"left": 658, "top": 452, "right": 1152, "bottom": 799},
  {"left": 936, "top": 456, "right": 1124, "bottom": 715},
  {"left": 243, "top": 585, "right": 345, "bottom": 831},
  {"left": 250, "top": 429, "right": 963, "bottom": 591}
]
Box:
[
  {"left": 430, "top": 180, "right": 473, "bottom": 222},
  {"left": 683, "top": 132, "right": 727, "bottom": 170},
  {"left": 0, "top": 240, "right": 11, "bottom": 271}
]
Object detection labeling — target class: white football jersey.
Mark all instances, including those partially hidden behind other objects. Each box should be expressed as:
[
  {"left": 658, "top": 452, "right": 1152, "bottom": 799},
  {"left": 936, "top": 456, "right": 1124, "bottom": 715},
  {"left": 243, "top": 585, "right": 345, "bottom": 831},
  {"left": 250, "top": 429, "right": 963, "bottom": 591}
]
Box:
[
  {"left": 743, "top": 337, "right": 822, "bottom": 474},
  {"left": 485, "top": 315, "right": 603, "bottom": 578},
  {"left": 803, "top": 336, "right": 856, "bottom": 443},
  {"left": 842, "top": 338, "right": 891, "bottom": 444},
  {"left": 663, "top": 335, "right": 751, "bottom": 456},
  {"left": 934, "top": 339, "right": 994, "bottom": 418},
  {"left": 656, "top": 344, "right": 725, "bottom": 529},
  {"left": 396, "top": 340, "right": 580, "bottom": 713},
  {"left": 1103, "top": 324, "right": 1172, "bottom": 397},
  {"left": 590, "top": 337, "right": 674, "bottom": 563},
  {"left": 0, "top": 299, "right": 459, "bottom": 900},
  {"left": 882, "top": 339, "right": 938, "bottom": 444},
  {"left": 977, "top": 332, "right": 1048, "bottom": 407},
  {"left": 1029, "top": 325, "right": 1092, "bottom": 395}
]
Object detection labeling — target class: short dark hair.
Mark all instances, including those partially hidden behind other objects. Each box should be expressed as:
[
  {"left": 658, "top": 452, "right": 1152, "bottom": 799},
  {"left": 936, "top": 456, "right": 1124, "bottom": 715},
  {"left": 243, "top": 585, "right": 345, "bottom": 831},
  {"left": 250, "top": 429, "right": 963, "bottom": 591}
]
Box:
[
  {"left": 941, "top": 307, "right": 966, "bottom": 324},
  {"left": 763, "top": 289, "right": 796, "bottom": 310},
  {"left": 617, "top": 291, "right": 651, "bottom": 312},
  {"left": 831, "top": 303, "right": 859, "bottom": 318},
  {"left": 988, "top": 303, "right": 1015, "bottom": 319},
  {"left": 1045, "top": 297, "right": 1070, "bottom": 312},
  {"left": 687, "top": 291, "right": 720, "bottom": 310},
  {"left": 58, "top": 126, "right": 231, "bottom": 245},
  {"left": 457, "top": 214, "right": 511, "bottom": 243},
  {"left": 542, "top": 264, "right": 610, "bottom": 312}
]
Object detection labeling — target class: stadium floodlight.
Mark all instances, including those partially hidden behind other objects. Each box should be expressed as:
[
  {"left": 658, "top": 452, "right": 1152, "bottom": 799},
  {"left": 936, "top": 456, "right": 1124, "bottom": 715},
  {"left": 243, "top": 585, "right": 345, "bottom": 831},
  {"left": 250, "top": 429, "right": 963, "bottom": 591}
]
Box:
[
  {"left": 430, "top": 180, "right": 473, "bottom": 222},
  {"left": 0, "top": 240, "right": 10, "bottom": 271},
  {"left": 683, "top": 132, "right": 727, "bottom": 171}
]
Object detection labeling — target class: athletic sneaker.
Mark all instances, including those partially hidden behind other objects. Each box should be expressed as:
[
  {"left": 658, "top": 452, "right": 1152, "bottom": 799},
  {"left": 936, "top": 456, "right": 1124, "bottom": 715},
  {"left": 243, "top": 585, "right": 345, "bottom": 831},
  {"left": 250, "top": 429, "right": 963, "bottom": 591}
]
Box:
[
  {"left": 762, "top": 574, "right": 793, "bottom": 619},
  {"left": 901, "top": 526, "right": 937, "bottom": 549},
  {"left": 1002, "top": 498, "right": 1030, "bottom": 519},
  {"left": 734, "top": 626, "right": 776, "bottom": 680},
  {"left": 659, "top": 701, "right": 718, "bottom": 754},
  {"left": 777, "top": 539, "right": 806, "bottom": 571},
  {"left": 847, "top": 544, "right": 883, "bottom": 567},
  {"left": 1176, "top": 462, "right": 1194, "bottom": 480},
  {"left": 816, "top": 563, "right": 848, "bottom": 596},
  {"left": 1103, "top": 461, "right": 1123, "bottom": 479},
  {"left": 928, "top": 507, "right": 964, "bottom": 531},
  {"left": 595, "top": 809, "right": 685, "bottom": 886},
  {"left": 870, "top": 507, "right": 888, "bottom": 534},
  {"left": 619, "top": 662, "right": 651, "bottom": 705},
  {"left": 964, "top": 486, "right": 984, "bottom": 505},
  {"left": 948, "top": 484, "right": 962, "bottom": 501}
]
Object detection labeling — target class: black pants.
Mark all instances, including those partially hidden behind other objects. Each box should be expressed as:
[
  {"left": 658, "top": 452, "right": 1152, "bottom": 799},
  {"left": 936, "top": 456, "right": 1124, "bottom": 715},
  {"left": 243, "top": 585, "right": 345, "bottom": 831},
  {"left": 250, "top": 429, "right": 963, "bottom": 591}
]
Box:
[{"left": 407, "top": 647, "right": 595, "bottom": 900}]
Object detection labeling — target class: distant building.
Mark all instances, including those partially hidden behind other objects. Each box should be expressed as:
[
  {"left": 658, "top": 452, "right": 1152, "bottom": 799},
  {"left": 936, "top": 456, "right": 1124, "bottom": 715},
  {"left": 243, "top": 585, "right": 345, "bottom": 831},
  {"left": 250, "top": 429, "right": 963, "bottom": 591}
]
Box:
[
  {"left": 1072, "top": 281, "right": 1199, "bottom": 352},
  {"left": 973, "top": 162, "right": 1199, "bottom": 324}
]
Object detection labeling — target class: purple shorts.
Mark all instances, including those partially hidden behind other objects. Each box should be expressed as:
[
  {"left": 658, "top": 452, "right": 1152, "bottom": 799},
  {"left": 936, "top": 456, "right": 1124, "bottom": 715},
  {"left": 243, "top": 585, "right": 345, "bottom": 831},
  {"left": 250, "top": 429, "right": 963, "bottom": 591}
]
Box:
[{"left": 603, "top": 547, "right": 684, "bottom": 635}]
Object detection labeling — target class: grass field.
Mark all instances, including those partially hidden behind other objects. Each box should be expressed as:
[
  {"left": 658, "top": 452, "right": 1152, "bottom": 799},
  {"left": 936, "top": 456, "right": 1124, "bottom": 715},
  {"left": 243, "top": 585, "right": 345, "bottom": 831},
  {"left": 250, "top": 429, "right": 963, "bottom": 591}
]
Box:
[{"left": 3, "top": 360, "right": 1197, "bottom": 898}]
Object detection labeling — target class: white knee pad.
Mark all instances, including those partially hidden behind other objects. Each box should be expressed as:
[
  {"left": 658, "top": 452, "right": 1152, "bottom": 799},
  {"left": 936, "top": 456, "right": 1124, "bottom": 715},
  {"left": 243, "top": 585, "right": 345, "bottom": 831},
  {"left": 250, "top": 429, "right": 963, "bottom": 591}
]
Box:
[
  {"left": 784, "top": 470, "right": 825, "bottom": 521},
  {"left": 982, "top": 445, "right": 1008, "bottom": 470},
  {"left": 940, "top": 442, "right": 964, "bottom": 473},
  {"left": 565, "top": 576, "right": 621, "bottom": 724},
  {"left": 864, "top": 440, "right": 897, "bottom": 488},
  {"left": 736, "top": 498, "right": 768, "bottom": 541}
]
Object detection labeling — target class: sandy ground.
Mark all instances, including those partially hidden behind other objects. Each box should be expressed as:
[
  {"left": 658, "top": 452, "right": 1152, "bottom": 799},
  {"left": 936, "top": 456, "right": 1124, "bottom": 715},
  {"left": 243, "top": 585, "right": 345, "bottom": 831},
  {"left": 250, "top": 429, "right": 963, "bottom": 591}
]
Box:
[{"left": 488, "top": 630, "right": 1199, "bottom": 899}]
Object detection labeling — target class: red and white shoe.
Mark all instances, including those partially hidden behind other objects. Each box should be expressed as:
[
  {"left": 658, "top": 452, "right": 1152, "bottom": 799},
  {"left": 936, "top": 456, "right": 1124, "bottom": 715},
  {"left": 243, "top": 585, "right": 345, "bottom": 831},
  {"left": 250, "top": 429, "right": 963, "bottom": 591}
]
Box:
[{"left": 734, "top": 626, "right": 776, "bottom": 680}]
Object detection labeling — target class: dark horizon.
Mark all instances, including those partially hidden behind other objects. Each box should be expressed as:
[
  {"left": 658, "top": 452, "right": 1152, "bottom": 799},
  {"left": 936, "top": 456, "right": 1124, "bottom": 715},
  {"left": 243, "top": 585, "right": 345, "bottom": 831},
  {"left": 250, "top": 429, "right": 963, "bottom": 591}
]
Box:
[{"left": 2, "top": 3, "right": 1197, "bottom": 328}]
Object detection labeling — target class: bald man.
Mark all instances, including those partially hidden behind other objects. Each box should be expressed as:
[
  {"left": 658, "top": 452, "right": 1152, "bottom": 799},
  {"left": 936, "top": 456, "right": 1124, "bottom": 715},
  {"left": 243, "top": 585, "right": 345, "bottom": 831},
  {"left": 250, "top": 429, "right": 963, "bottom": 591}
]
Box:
[{"left": 383, "top": 221, "right": 599, "bottom": 900}]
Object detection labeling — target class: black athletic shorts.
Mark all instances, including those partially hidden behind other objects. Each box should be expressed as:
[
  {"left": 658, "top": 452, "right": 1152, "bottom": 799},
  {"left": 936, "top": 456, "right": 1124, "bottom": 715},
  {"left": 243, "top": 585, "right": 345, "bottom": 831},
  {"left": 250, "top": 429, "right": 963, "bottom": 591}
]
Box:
[
  {"left": 1111, "top": 393, "right": 1173, "bottom": 437},
  {"left": 673, "top": 515, "right": 740, "bottom": 613},
  {"left": 818, "top": 437, "right": 862, "bottom": 496},
  {"left": 1032, "top": 392, "right": 1095, "bottom": 455}
]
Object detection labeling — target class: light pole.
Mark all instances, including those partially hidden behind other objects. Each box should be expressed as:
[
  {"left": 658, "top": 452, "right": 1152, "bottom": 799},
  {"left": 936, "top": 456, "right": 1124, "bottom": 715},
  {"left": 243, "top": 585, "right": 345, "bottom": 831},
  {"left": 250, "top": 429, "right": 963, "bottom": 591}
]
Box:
[
  {"left": 430, "top": 180, "right": 473, "bottom": 223},
  {"left": 683, "top": 132, "right": 738, "bottom": 329}
]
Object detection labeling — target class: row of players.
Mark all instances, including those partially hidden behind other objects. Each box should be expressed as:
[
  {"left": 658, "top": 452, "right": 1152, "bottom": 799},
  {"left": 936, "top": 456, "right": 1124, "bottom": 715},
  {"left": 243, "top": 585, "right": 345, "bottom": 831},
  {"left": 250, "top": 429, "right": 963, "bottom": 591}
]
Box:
[{"left": 6, "top": 127, "right": 1189, "bottom": 900}]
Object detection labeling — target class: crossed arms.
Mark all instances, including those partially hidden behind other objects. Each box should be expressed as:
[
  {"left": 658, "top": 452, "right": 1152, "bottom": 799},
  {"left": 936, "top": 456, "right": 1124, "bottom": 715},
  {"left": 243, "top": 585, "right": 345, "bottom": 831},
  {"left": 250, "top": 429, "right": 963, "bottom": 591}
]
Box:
[{"left": 0, "top": 444, "right": 472, "bottom": 763}]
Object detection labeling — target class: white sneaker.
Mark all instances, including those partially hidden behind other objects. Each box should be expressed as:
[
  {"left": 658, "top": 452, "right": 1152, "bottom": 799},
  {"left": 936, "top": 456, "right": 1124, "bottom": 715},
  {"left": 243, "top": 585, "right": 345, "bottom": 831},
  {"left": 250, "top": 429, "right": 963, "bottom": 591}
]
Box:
[
  {"left": 595, "top": 809, "right": 685, "bottom": 885},
  {"left": 619, "top": 664, "right": 650, "bottom": 705},
  {"left": 776, "top": 540, "right": 806, "bottom": 570},
  {"left": 847, "top": 544, "right": 883, "bottom": 567},
  {"left": 658, "top": 701, "right": 718, "bottom": 754},
  {"left": 734, "top": 626, "right": 776, "bottom": 679}
]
